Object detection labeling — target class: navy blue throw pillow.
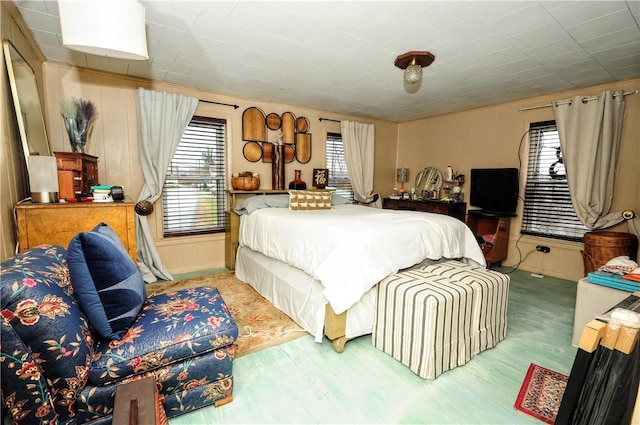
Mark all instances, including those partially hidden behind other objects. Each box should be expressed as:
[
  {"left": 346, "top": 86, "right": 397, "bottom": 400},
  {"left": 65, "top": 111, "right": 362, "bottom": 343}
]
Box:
[{"left": 67, "top": 222, "right": 146, "bottom": 340}]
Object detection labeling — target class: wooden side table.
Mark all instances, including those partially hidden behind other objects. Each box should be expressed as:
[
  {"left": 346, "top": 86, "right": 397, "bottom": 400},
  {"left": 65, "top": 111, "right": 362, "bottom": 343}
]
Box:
[
  {"left": 14, "top": 200, "right": 137, "bottom": 261},
  {"left": 466, "top": 210, "right": 513, "bottom": 265},
  {"left": 225, "top": 189, "right": 288, "bottom": 270}
]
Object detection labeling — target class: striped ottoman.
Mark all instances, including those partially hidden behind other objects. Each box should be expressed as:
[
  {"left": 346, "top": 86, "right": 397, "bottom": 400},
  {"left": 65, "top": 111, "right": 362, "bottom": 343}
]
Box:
[
  {"left": 422, "top": 260, "right": 509, "bottom": 355},
  {"left": 373, "top": 269, "right": 475, "bottom": 380}
]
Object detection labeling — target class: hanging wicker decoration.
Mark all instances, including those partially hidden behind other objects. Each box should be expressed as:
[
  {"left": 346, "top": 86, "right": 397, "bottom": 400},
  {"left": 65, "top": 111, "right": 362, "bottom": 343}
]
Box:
[{"left": 135, "top": 200, "right": 154, "bottom": 216}]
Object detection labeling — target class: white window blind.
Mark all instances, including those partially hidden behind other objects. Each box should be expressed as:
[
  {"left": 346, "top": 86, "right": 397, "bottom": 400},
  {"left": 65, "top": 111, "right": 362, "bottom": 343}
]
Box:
[
  {"left": 521, "top": 120, "right": 588, "bottom": 241},
  {"left": 162, "top": 116, "right": 227, "bottom": 236},
  {"left": 326, "top": 132, "right": 354, "bottom": 202}
]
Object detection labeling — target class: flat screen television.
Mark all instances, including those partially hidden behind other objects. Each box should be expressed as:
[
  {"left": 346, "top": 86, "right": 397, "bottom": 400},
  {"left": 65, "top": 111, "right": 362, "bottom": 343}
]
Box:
[{"left": 469, "top": 168, "right": 519, "bottom": 215}]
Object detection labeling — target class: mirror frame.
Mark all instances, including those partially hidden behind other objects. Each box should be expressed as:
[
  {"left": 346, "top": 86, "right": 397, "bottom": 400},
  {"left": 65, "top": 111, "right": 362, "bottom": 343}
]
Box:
[
  {"left": 415, "top": 167, "right": 443, "bottom": 195},
  {"left": 3, "top": 39, "right": 51, "bottom": 158}
]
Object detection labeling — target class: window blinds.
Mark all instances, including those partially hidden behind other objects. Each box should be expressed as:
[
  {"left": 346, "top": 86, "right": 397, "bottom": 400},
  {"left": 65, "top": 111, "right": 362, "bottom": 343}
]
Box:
[
  {"left": 162, "top": 117, "right": 227, "bottom": 236},
  {"left": 326, "top": 132, "right": 355, "bottom": 202},
  {"left": 521, "top": 121, "right": 588, "bottom": 241}
]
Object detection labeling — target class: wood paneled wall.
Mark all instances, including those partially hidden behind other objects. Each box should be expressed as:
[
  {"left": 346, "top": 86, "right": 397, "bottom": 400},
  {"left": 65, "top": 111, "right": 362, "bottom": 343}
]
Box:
[
  {"left": 38, "top": 63, "right": 398, "bottom": 274},
  {"left": 1, "top": 1, "right": 46, "bottom": 259}
]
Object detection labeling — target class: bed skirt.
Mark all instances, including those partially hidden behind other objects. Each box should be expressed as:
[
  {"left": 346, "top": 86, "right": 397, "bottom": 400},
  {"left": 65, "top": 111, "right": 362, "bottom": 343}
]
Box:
[{"left": 235, "top": 245, "right": 377, "bottom": 344}]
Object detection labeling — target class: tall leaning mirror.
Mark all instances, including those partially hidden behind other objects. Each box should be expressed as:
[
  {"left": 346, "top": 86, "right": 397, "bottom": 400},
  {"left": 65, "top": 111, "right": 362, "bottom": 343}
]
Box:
[
  {"left": 4, "top": 39, "right": 58, "bottom": 202},
  {"left": 3, "top": 39, "right": 51, "bottom": 157}
]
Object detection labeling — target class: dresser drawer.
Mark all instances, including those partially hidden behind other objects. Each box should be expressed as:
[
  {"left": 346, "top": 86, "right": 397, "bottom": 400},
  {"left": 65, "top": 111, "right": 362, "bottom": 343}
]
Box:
[
  {"left": 382, "top": 198, "right": 466, "bottom": 222},
  {"left": 423, "top": 203, "right": 446, "bottom": 214}
]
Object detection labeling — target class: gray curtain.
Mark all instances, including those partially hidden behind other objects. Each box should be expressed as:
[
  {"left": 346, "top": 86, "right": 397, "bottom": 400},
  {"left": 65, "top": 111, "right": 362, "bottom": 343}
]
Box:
[
  {"left": 341, "top": 120, "right": 380, "bottom": 208},
  {"left": 134, "top": 88, "right": 198, "bottom": 283},
  {"left": 553, "top": 90, "right": 639, "bottom": 258}
]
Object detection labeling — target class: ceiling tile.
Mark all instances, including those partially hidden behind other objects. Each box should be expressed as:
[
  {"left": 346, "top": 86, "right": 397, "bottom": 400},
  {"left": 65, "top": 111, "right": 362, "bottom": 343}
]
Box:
[
  {"left": 544, "top": 1, "right": 632, "bottom": 27},
  {"left": 565, "top": 9, "right": 639, "bottom": 43},
  {"left": 12, "top": 0, "right": 640, "bottom": 122}
]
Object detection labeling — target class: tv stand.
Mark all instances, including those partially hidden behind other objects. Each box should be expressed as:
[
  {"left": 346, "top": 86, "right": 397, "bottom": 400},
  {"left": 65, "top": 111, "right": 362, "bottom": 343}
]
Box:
[
  {"left": 466, "top": 210, "right": 512, "bottom": 265},
  {"left": 468, "top": 209, "right": 517, "bottom": 218}
]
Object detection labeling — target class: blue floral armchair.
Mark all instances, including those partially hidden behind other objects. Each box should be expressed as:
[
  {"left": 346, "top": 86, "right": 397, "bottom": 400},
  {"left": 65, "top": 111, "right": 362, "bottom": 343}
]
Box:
[{"left": 1, "top": 245, "right": 238, "bottom": 424}]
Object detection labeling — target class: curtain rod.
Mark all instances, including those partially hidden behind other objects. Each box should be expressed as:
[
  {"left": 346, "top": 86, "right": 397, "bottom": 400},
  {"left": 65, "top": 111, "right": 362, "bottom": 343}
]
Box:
[
  {"left": 199, "top": 99, "right": 239, "bottom": 109},
  {"left": 319, "top": 117, "right": 341, "bottom": 123},
  {"left": 518, "top": 90, "right": 638, "bottom": 112}
]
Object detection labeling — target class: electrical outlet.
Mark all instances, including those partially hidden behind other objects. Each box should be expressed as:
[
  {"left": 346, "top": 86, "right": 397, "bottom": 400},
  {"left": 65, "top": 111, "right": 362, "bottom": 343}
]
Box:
[{"left": 536, "top": 245, "right": 551, "bottom": 253}]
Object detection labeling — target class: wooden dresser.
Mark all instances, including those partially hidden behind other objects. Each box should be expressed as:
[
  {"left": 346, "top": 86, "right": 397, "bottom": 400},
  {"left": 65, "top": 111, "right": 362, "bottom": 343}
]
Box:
[
  {"left": 54, "top": 152, "right": 99, "bottom": 199},
  {"left": 15, "top": 200, "right": 137, "bottom": 262},
  {"left": 382, "top": 198, "right": 467, "bottom": 222}
]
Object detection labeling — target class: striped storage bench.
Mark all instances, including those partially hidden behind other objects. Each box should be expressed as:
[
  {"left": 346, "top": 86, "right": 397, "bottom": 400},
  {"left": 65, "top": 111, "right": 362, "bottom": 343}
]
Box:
[
  {"left": 373, "top": 269, "right": 475, "bottom": 380},
  {"left": 422, "top": 260, "right": 510, "bottom": 355}
]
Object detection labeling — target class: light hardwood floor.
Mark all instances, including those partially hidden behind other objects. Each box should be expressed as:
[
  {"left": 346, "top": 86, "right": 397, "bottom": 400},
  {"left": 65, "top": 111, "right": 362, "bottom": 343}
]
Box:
[{"left": 170, "top": 268, "right": 579, "bottom": 424}]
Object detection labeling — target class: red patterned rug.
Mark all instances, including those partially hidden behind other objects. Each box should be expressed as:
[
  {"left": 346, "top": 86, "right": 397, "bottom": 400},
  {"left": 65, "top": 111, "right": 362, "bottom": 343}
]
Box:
[{"left": 515, "top": 363, "right": 568, "bottom": 424}]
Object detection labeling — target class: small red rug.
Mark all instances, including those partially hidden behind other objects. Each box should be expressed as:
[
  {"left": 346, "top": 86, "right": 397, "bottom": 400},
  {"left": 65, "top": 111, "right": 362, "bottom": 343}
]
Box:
[{"left": 515, "top": 363, "right": 569, "bottom": 424}]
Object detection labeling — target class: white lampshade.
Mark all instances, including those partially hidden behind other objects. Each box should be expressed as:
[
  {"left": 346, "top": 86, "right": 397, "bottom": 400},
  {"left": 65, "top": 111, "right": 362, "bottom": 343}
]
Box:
[
  {"left": 58, "top": 0, "right": 149, "bottom": 60},
  {"left": 28, "top": 156, "right": 59, "bottom": 203}
]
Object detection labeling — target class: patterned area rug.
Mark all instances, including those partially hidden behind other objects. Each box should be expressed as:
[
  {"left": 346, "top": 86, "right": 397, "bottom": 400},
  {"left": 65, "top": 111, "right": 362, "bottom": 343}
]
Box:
[
  {"left": 515, "top": 363, "right": 569, "bottom": 424},
  {"left": 146, "top": 272, "right": 306, "bottom": 357}
]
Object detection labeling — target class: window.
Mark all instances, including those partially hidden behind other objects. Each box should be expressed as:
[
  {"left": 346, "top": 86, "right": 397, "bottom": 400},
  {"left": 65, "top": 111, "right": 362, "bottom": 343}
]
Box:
[
  {"left": 162, "top": 116, "right": 227, "bottom": 236},
  {"left": 521, "top": 120, "right": 588, "bottom": 241},
  {"left": 326, "top": 132, "right": 354, "bottom": 202}
]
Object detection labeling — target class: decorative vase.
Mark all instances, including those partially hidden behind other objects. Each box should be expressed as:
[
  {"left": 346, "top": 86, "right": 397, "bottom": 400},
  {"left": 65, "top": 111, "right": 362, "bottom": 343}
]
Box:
[
  {"left": 64, "top": 117, "right": 82, "bottom": 152},
  {"left": 288, "top": 169, "right": 307, "bottom": 190},
  {"left": 272, "top": 144, "right": 285, "bottom": 190},
  {"left": 77, "top": 118, "right": 90, "bottom": 153}
]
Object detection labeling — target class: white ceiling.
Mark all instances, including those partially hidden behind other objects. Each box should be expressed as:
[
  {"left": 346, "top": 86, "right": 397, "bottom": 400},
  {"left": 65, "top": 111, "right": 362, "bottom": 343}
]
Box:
[{"left": 13, "top": 0, "right": 640, "bottom": 122}]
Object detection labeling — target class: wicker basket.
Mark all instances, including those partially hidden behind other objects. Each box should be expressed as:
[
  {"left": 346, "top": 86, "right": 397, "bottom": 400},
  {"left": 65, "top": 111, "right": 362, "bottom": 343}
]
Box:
[
  {"left": 582, "top": 231, "right": 638, "bottom": 275},
  {"left": 231, "top": 175, "right": 260, "bottom": 191}
]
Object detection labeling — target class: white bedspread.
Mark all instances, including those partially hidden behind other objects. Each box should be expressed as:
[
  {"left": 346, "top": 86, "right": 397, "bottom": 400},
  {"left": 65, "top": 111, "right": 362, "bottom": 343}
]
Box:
[{"left": 239, "top": 204, "right": 486, "bottom": 314}]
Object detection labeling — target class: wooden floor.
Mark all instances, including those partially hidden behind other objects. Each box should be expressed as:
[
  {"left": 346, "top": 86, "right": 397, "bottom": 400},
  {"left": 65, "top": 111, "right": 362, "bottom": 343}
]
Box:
[{"left": 169, "top": 268, "right": 579, "bottom": 424}]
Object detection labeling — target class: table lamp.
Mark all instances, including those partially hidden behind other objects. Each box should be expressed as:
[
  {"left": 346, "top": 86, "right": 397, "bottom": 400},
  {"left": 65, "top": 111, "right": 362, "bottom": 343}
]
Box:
[
  {"left": 396, "top": 168, "right": 409, "bottom": 193},
  {"left": 28, "top": 155, "right": 59, "bottom": 203}
]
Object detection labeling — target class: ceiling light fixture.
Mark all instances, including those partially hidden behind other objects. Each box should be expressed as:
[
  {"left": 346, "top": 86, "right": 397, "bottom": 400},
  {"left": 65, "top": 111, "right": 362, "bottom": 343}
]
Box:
[
  {"left": 58, "top": 0, "right": 149, "bottom": 60},
  {"left": 394, "top": 51, "right": 435, "bottom": 87}
]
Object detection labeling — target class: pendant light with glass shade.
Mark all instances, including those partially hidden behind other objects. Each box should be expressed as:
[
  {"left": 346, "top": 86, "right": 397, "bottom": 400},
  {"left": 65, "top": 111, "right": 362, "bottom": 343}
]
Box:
[{"left": 394, "top": 51, "right": 435, "bottom": 89}]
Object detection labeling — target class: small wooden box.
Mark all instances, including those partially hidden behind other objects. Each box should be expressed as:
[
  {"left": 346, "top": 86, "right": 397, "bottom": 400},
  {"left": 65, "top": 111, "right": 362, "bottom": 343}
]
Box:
[
  {"left": 53, "top": 151, "right": 99, "bottom": 199},
  {"left": 113, "top": 377, "right": 167, "bottom": 425}
]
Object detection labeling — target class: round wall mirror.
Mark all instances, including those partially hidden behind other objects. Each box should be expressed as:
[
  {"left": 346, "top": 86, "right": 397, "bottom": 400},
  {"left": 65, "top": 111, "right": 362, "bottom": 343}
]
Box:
[{"left": 415, "top": 167, "right": 443, "bottom": 194}]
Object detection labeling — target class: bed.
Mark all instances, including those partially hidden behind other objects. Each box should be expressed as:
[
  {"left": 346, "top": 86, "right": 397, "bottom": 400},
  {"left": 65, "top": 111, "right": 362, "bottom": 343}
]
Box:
[{"left": 233, "top": 193, "right": 486, "bottom": 352}]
